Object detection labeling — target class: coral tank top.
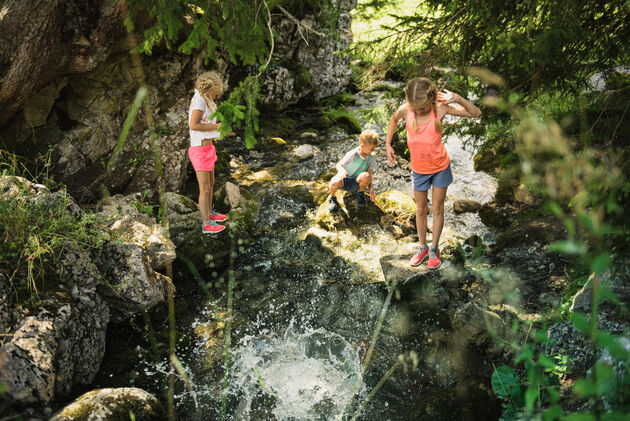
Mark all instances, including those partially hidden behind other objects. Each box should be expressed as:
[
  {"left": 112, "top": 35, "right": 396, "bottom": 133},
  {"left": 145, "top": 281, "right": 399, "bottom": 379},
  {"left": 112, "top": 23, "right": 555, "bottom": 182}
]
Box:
[{"left": 406, "top": 108, "right": 450, "bottom": 174}]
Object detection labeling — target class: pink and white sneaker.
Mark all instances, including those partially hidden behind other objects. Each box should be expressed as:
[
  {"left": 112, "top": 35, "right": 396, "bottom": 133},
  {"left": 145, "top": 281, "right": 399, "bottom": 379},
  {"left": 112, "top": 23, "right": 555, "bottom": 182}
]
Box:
[
  {"left": 410, "top": 245, "right": 429, "bottom": 267},
  {"left": 208, "top": 209, "right": 227, "bottom": 222},
  {"left": 202, "top": 220, "right": 226, "bottom": 234},
  {"left": 428, "top": 248, "right": 441, "bottom": 270}
]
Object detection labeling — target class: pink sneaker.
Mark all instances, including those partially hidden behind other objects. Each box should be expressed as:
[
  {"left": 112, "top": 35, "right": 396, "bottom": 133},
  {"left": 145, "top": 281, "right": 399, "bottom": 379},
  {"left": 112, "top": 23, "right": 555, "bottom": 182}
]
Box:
[
  {"left": 428, "top": 248, "right": 441, "bottom": 270},
  {"left": 202, "top": 220, "right": 226, "bottom": 234},
  {"left": 410, "top": 245, "right": 429, "bottom": 267},
  {"left": 208, "top": 209, "right": 227, "bottom": 222}
]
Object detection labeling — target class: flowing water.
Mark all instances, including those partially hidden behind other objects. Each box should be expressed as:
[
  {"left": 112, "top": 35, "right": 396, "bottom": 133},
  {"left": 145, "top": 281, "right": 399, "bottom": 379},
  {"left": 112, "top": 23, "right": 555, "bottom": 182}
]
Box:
[{"left": 96, "top": 85, "right": 498, "bottom": 420}]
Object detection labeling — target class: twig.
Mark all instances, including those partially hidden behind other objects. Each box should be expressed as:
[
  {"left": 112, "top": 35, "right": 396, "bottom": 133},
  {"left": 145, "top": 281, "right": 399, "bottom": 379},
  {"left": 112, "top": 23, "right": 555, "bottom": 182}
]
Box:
[
  {"left": 260, "top": 0, "right": 274, "bottom": 71},
  {"left": 276, "top": 4, "right": 326, "bottom": 46}
]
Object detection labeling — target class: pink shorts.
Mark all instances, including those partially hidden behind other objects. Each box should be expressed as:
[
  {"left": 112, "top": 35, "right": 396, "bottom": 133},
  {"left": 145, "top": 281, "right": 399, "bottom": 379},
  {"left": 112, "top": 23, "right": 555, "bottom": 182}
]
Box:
[{"left": 188, "top": 145, "right": 217, "bottom": 171}]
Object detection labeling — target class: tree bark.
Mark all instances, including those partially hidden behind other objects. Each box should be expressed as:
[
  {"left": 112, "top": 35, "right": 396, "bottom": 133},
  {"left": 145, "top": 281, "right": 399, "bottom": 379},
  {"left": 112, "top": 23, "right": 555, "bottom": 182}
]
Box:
[{"left": 0, "top": 0, "right": 128, "bottom": 124}]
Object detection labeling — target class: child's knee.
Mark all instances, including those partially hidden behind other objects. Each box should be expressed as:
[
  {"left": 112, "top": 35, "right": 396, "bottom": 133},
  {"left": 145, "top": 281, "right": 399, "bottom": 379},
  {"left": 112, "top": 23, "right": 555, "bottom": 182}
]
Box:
[
  {"left": 357, "top": 172, "right": 371, "bottom": 185},
  {"left": 330, "top": 175, "right": 343, "bottom": 188},
  {"left": 416, "top": 203, "right": 428, "bottom": 216}
]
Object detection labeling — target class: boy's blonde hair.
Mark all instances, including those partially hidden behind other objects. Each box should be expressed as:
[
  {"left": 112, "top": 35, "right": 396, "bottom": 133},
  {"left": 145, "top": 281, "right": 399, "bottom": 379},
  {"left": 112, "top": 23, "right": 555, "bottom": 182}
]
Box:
[
  {"left": 405, "top": 77, "right": 443, "bottom": 134},
  {"left": 359, "top": 129, "right": 379, "bottom": 147},
  {"left": 195, "top": 71, "right": 226, "bottom": 106}
]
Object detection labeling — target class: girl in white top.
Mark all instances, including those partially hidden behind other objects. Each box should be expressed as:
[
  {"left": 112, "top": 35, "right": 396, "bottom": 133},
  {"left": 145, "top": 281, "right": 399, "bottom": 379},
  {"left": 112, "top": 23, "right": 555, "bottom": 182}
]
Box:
[{"left": 188, "top": 71, "right": 232, "bottom": 234}]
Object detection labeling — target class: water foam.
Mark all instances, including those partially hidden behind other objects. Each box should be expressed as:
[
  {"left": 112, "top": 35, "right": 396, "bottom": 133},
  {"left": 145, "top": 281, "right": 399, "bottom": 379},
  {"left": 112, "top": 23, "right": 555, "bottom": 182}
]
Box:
[{"left": 230, "top": 325, "right": 363, "bottom": 420}]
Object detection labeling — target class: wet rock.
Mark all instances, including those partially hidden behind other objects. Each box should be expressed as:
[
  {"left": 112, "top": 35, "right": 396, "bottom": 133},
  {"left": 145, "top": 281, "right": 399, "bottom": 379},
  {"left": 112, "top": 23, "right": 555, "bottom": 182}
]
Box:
[
  {"left": 478, "top": 202, "right": 515, "bottom": 229},
  {"left": 495, "top": 216, "right": 566, "bottom": 251},
  {"left": 452, "top": 199, "right": 481, "bottom": 214},
  {"left": 98, "top": 193, "right": 176, "bottom": 271},
  {"left": 293, "top": 144, "right": 319, "bottom": 161},
  {"left": 452, "top": 302, "right": 506, "bottom": 349},
  {"left": 300, "top": 131, "right": 318, "bottom": 139},
  {"left": 96, "top": 242, "right": 171, "bottom": 321},
  {"left": 50, "top": 387, "right": 165, "bottom": 421}
]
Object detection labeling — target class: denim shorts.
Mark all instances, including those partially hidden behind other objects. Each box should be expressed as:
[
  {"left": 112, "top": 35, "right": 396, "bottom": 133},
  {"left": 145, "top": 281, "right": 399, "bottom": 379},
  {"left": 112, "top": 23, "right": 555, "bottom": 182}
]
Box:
[
  {"left": 412, "top": 164, "right": 453, "bottom": 191},
  {"left": 341, "top": 176, "right": 360, "bottom": 192}
]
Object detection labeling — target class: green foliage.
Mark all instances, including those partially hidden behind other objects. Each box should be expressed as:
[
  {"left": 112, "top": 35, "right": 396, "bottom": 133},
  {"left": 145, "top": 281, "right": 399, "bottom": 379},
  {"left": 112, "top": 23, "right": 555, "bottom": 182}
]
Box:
[
  {"left": 0, "top": 164, "right": 109, "bottom": 305},
  {"left": 214, "top": 76, "right": 261, "bottom": 149}
]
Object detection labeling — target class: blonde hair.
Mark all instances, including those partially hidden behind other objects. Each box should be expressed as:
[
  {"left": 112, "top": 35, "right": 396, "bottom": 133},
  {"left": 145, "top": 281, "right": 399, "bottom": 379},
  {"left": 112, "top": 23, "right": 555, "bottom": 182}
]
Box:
[
  {"left": 405, "top": 77, "right": 443, "bottom": 133},
  {"left": 195, "top": 70, "right": 226, "bottom": 107},
  {"left": 359, "top": 129, "right": 379, "bottom": 147}
]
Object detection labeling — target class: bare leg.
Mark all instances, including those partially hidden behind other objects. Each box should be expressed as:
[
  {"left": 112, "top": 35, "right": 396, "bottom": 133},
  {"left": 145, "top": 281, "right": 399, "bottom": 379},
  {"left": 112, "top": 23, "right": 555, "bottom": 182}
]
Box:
[
  {"left": 329, "top": 174, "right": 344, "bottom": 197},
  {"left": 208, "top": 170, "right": 215, "bottom": 218},
  {"left": 195, "top": 170, "right": 212, "bottom": 222},
  {"left": 413, "top": 190, "right": 429, "bottom": 246},
  {"left": 356, "top": 172, "right": 372, "bottom": 192},
  {"left": 430, "top": 186, "right": 448, "bottom": 249}
]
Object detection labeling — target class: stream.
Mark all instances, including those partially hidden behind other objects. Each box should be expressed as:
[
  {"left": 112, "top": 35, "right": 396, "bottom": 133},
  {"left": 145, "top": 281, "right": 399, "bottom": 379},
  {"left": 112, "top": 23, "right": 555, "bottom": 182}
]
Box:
[{"left": 95, "top": 85, "right": 499, "bottom": 420}]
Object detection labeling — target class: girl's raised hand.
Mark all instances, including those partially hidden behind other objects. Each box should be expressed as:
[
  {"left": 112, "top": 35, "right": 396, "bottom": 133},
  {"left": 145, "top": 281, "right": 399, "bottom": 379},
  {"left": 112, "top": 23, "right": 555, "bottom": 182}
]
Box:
[{"left": 437, "top": 89, "right": 459, "bottom": 104}]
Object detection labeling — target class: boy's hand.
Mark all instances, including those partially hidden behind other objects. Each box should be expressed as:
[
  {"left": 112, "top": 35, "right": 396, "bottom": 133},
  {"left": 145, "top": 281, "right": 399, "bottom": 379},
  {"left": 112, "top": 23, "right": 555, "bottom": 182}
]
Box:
[{"left": 369, "top": 188, "right": 376, "bottom": 202}]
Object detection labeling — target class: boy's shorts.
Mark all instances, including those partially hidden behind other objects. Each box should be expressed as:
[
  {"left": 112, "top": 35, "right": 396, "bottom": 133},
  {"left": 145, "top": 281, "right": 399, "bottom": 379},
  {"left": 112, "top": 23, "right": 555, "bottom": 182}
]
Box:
[
  {"left": 341, "top": 176, "right": 360, "bottom": 192},
  {"left": 412, "top": 164, "right": 453, "bottom": 191}
]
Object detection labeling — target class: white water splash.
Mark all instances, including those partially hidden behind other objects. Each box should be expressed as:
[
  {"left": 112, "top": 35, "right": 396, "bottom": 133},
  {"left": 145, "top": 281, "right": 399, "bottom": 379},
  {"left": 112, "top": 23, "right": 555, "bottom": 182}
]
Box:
[{"left": 230, "top": 325, "right": 363, "bottom": 420}]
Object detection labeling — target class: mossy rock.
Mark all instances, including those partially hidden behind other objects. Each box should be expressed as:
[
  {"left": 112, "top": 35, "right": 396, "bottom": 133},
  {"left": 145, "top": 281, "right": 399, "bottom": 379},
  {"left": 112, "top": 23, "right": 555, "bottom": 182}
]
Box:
[
  {"left": 334, "top": 113, "right": 362, "bottom": 134},
  {"left": 494, "top": 171, "right": 519, "bottom": 205},
  {"left": 50, "top": 388, "right": 165, "bottom": 421},
  {"left": 257, "top": 117, "right": 297, "bottom": 140},
  {"left": 375, "top": 190, "right": 416, "bottom": 216}
]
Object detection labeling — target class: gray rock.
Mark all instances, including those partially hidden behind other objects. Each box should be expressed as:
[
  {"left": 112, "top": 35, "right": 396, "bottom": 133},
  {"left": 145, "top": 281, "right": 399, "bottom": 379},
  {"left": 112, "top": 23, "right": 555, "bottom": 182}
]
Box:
[
  {"left": 452, "top": 199, "right": 482, "bottom": 214},
  {"left": 50, "top": 387, "right": 165, "bottom": 421},
  {"left": 546, "top": 321, "right": 594, "bottom": 372},
  {"left": 98, "top": 193, "right": 176, "bottom": 271},
  {"left": 96, "top": 243, "right": 170, "bottom": 321},
  {"left": 166, "top": 187, "right": 258, "bottom": 270},
  {"left": 293, "top": 144, "right": 319, "bottom": 161},
  {"left": 452, "top": 302, "right": 506, "bottom": 349},
  {"left": 0, "top": 293, "right": 109, "bottom": 405}
]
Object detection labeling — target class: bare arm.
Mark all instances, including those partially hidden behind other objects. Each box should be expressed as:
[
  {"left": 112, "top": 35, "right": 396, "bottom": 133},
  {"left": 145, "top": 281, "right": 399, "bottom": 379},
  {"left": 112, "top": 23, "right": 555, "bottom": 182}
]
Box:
[
  {"left": 335, "top": 162, "right": 348, "bottom": 178},
  {"left": 385, "top": 104, "right": 408, "bottom": 167},
  {"left": 189, "top": 109, "right": 222, "bottom": 131},
  {"left": 437, "top": 89, "right": 481, "bottom": 118}
]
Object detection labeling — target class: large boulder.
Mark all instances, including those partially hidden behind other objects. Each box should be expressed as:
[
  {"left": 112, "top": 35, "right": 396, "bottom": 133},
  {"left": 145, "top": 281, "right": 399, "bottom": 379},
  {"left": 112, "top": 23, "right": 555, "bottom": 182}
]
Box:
[
  {"left": 260, "top": 2, "right": 356, "bottom": 109},
  {"left": 97, "top": 193, "right": 176, "bottom": 271},
  {"left": 167, "top": 186, "right": 259, "bottom": 270},
  {"left": 374, "top": 190, "right": 416, "bottom": 235},
  {"left": 50, "top": 387, "right": 165, "bottom": 421},
  {"left": 0, "top": 293, "right": 109, "bottom": 405},
  {"left": 96, "top": 242, "right": 171, "bottom": 321}
]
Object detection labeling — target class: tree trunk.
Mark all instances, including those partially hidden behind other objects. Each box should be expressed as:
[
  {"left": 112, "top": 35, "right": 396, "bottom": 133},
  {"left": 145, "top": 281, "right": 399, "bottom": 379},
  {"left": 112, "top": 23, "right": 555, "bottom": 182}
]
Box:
[{"left": 0, "top": 0, "right": 128, "bottom": 125}]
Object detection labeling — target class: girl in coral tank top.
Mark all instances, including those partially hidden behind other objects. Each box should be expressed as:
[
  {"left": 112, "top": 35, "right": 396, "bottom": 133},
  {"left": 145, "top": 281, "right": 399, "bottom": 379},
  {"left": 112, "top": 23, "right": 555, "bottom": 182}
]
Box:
[{"left": 385, "top": 77, "right": 481, "bottom": 269}]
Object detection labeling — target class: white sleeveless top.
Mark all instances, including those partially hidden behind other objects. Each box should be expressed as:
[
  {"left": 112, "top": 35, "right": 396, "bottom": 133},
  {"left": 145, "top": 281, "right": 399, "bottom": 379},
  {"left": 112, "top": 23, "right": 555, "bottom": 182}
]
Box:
[{"left": 188, "top": 89, "right": 220, "bottom": 146}]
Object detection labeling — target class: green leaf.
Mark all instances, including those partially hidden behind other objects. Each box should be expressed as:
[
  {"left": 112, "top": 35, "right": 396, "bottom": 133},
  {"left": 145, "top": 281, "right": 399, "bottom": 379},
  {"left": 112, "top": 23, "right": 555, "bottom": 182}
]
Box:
[
  {"left": 525, "top": 386, "right": 538, "bottom": 411},
  {"left": 548, "top": 240, "right": 587, "bottom": 256},
  {"left": 491, "top": 365, "right": 520, "bottom": 399},
  {"left": 572, "top": 378, "right": 595, "bottom": 397},
  {"left": 570, "top": 312, "right": 590, "bottom": 334},
  {"left": 591, "top": 253, "right": 610, "bottom": 274},
  {"left": 543, "top": 405, "right": 562, "bottom": 421},
  {"left": 561, "top": 413, "right": 596, "bottom": 421},
  {"left": 594, "top": 331, "right": 630, "bottom": 360}
]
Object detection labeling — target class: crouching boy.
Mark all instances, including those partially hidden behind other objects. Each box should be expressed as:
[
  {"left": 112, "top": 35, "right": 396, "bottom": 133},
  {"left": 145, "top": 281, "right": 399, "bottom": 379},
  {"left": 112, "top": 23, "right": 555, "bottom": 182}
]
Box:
[{"left": 327, "top": 129, "right": 379, "bottom": 212}]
